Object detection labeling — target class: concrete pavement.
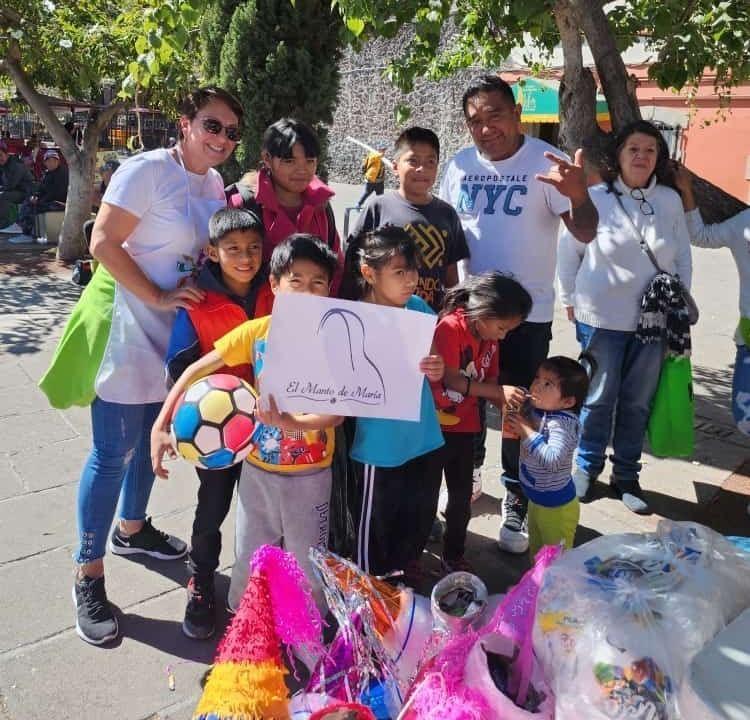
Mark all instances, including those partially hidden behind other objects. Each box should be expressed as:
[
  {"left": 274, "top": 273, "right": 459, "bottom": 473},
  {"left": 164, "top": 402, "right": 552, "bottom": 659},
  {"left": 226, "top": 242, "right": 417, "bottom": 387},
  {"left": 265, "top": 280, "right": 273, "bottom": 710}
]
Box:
[{"left": 0, "top": 183, "right": 747, "bottom": 720}]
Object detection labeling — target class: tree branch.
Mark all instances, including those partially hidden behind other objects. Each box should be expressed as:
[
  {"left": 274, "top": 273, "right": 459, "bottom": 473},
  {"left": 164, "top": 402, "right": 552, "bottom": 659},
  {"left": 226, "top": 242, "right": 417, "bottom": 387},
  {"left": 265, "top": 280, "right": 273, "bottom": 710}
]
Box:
[{"left": 0, "top": 53, "right": 79, "bottom": 160}]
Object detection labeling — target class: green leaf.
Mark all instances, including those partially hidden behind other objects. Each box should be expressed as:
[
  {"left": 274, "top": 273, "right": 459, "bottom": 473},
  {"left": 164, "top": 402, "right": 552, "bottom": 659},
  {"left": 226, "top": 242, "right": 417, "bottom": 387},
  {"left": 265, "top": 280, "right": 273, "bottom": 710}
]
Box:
[
  {"left": 395, "top": 103, "right": 412, "bottom": 124},
  {"left": 346, "top": 16, "right": 366, "bottom": 36}
]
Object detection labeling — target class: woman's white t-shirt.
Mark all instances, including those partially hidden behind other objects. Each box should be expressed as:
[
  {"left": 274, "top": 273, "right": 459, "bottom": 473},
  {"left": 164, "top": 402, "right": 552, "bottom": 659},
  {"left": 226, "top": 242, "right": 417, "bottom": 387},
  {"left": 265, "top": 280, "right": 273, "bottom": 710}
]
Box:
[{"left": 95, "top": 148, "right": 226, "bottom": 404}]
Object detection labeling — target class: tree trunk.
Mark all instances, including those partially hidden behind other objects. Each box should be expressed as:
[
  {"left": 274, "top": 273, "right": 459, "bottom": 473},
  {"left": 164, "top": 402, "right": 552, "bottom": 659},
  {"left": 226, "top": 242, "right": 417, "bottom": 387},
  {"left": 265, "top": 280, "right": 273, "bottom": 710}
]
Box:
[
  {"left": 1, "top": 53, "right": 125, "bottom": 260},
  {"left": 553, "top": 0, "right": 602, "bottom": 154},
  {"left": 56, "top": 108, "right": 121, "bottom": 261},
  {"left": 570, "top": 0, "right": 641, "bottom": 130}
]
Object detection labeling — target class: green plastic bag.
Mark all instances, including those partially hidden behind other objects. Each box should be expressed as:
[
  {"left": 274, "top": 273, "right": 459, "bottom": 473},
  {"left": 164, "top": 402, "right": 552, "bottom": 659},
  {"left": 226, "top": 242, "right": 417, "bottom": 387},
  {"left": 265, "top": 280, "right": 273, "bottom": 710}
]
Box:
[
  {"left": 38, "top": 265, "right": 115, "bottom": 409},
  {"left": 647, "top": 356, "right": 694, "bottom": 457}
]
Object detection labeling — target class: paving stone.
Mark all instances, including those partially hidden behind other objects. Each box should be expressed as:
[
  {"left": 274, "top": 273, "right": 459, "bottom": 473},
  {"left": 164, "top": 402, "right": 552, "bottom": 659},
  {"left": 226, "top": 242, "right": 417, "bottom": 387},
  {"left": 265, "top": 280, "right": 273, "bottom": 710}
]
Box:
[
  {"left": 0, "top": 590, "right": 220, "bottom": 720},
  {"left": 0, "top": 409, "right": 78, "bottom": 454},
  {"left": 0, "top": 456, "right": 22, "bottom": 501},
  {"left": 0, "top": 362, "right": 32, "bottom": 391},
  {"left": 8, "top": 437, "right": 91, "bottom": 492},
  {"left": 0, "top": 507, "right": 236, "bottom": 655},
  {"left": 0, "top": 384, "right": 56, "bottom": 419}
]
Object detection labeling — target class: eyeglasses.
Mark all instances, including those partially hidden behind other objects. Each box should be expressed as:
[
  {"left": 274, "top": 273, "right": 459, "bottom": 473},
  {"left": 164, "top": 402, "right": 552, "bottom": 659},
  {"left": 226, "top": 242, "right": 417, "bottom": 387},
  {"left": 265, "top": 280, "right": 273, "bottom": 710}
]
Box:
[
  {"left": 630, "top": 188, "right": 654, "bottom": 216},
  {"left": 199, "top": 117, "right": 241, "bottom": 142}
]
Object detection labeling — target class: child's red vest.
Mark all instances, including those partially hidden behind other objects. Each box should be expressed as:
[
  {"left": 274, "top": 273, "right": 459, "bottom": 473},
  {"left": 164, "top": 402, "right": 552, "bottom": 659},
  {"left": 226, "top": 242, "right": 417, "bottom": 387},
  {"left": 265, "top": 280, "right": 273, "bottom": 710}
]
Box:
[{"left": 187, "top": 291, "right": 250, "bottom": 381}]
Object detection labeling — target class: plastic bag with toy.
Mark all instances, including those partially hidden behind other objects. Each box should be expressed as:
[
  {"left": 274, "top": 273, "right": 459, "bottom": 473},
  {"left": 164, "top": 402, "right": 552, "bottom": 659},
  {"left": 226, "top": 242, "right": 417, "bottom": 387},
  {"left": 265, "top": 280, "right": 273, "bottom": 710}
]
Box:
[{"left": 533, "top": 520, "right": 750, "bottom": 720}]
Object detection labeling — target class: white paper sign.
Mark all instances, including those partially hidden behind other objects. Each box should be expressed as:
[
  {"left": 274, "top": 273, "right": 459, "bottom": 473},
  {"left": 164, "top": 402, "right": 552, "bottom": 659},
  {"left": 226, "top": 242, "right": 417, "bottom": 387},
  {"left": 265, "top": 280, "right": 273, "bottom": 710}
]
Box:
[{"left": 261, "top": 293, "right": 437, "bottom": 421}]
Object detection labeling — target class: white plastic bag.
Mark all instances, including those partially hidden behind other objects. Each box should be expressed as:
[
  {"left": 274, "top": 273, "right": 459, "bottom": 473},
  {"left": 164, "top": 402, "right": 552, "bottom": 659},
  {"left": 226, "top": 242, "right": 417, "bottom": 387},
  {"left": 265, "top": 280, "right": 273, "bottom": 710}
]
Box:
[{"left": 533, "top": 521, "right": 750, "bottom": 720}]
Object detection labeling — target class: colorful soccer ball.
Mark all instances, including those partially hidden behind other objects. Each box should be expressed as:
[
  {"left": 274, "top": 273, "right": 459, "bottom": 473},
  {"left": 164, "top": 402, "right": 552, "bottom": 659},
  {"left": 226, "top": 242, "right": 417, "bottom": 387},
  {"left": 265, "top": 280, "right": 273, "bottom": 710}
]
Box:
[{"left": 171, "top": 374, "right": 258, "bottom": 470}]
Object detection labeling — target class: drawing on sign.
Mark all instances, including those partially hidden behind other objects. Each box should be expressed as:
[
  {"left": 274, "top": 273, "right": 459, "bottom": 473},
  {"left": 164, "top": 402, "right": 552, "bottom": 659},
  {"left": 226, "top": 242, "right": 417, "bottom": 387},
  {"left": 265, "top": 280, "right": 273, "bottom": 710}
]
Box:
[{"left": 285, "top": 308, "right": 387, "bottom": 407}]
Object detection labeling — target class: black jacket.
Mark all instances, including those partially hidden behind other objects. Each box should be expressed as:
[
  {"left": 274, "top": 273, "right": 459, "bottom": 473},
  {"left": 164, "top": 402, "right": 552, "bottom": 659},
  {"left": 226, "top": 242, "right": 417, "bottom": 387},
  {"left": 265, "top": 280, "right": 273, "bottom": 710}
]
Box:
[
  {"left": 0, "top": 156, "right": 34, "bottom": 197},
  {"left": 37, "top": 165, "right": 68, "bottom": 205}
]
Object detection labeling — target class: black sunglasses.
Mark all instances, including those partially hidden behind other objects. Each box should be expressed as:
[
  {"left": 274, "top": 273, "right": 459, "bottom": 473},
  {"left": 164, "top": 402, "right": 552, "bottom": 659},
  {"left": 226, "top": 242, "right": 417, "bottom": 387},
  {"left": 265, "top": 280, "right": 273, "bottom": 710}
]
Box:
[
  {"left": 200, "top": 117, "right": 241, "bottom": 142},
  {"left": 630, "top": 188, "right": 654, "bottom": 216}
]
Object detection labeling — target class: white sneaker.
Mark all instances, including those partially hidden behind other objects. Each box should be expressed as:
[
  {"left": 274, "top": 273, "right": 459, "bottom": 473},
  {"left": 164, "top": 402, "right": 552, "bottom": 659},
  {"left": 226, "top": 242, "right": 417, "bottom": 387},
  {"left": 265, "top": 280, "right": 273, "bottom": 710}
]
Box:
[
  {"left": 497, "top": 525, "right": 529, "bottom": 554},
  {"left": 35, "top": 235, "right": 49, "bottom": 245},
  {"left": 0, "top": 222, "right": 23, "bottom": 234},
  {"left": 437, "top": 488, "right": 449, "bottom": 516},
  {"left": 471, "top": 468, "right": 483, "bottom": 502}
]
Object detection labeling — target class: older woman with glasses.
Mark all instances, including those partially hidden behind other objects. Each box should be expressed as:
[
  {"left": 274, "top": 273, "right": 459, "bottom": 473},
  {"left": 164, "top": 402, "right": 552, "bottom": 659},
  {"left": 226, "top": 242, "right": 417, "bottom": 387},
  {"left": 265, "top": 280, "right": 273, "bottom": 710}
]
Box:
[
  {"left": 558, "top": 120, "right": 692, "bottom": 514},
  {"left": 41, "top": 86, "right": 243, "bottom": 646}
]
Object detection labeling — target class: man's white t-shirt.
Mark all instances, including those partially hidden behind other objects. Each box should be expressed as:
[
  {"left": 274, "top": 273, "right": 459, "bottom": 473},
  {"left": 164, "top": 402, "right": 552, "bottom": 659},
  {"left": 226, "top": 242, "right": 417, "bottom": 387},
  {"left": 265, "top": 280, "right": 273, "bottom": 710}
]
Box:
[
  {"left": 95, "top": 149, "right": 226, "bottom": 404},
  {"left": 439, "top": 135, "right": 569, "bottom": 323}
]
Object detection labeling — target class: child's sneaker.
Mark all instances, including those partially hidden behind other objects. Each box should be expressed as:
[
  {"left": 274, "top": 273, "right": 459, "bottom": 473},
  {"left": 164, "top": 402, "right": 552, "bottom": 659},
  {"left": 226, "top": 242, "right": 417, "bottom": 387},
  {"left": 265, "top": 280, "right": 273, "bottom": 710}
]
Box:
[
  {"left": 182, "top": 575, "right": 216, "bottom": 640},
  {"left": 72, "top": 574, "right": 119, "bottom": 645},
  {"left": 471, "top": 467, "right": 483, "bottom": 502},
  {"left": 110, "top": 517, "right": 187, "bottom": 560},
  {"left": 497, "top": 488, "right": 529, "bottom": 554},
  {"left": 573, "top": 467, "right": 596, "bottom": 502}
]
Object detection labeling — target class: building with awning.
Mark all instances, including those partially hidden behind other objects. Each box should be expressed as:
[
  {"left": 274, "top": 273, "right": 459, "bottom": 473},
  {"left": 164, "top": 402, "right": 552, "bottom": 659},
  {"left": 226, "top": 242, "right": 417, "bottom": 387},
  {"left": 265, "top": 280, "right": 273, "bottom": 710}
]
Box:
[{"left": 511, "top": 76, "right": 611, "bottom": 123}]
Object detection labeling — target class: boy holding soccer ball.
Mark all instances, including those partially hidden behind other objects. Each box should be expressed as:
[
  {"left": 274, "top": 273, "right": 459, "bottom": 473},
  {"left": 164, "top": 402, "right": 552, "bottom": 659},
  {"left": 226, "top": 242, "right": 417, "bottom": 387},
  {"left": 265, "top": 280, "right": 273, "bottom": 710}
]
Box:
[{"left": 152, "top": 234, "right": 342, "bottom": 634}]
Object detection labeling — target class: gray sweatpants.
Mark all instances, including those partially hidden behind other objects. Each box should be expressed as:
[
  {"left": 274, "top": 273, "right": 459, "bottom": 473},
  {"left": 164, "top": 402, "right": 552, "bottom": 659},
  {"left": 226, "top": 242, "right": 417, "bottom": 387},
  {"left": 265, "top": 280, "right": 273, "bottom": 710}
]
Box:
[{"left": 228, "top": 462, "right": 332, "bottom": 613}]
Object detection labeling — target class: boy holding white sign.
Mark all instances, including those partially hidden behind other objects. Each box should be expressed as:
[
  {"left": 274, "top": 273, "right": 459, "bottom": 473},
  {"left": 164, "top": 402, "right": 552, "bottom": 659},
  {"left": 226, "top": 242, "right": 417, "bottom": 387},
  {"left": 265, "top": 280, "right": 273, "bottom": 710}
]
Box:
[{"left": 151, "top": 234, "right": 341, "bottom": 616}]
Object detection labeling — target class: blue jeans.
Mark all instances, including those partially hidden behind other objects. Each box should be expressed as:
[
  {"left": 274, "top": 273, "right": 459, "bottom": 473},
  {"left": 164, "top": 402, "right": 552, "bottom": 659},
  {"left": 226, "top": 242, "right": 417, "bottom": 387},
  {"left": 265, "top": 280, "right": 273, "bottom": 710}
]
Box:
[
  {"left": 74, "top": 397, "right": 162, "bottom": 564},
  {"left": 576, "top": 322, "right": 665, "bottom": 489},
  {"left": 733, "top": 344, "right": 750, "bottom": 436}
]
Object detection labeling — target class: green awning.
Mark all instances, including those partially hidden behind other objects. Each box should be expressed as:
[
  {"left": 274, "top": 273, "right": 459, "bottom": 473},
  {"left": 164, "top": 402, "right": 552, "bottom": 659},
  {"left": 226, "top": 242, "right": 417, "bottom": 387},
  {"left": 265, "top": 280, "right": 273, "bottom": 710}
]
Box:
[{"left": 511, "top": 77, "right": 610, "bottom": 124}]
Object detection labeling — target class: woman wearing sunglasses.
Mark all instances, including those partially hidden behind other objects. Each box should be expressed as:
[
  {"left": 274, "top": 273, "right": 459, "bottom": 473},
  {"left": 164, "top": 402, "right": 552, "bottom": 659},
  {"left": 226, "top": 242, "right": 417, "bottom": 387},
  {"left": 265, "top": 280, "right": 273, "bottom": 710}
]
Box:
[
  {"left": 558, "top": 120, "right": 692, "bottom": 514},
  {"left": 225, "top": 117, "right": 343, "bottom": 291},
  {"left": 41, "top": 86, "right": 243, "bottom": 646}
]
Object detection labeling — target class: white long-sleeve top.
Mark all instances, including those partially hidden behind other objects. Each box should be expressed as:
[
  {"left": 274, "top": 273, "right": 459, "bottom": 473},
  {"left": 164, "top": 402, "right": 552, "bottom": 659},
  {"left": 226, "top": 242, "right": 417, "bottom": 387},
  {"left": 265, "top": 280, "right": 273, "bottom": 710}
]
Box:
[
  {"left": 558, "top": 176, "right": 693, "bottom": 332},
  {"left": 685, "top": 207, "right": 750, "bottom": 347}
]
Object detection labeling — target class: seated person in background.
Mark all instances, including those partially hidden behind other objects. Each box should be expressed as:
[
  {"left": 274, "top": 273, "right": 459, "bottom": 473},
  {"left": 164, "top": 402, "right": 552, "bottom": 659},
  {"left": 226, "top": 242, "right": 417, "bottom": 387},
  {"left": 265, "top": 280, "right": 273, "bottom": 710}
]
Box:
[
  {"left": 92, "top": 159, "right": 120, "bottom": 212},
  {"left": 18, "top": 149, "right": 69, "bottom": 238},
  {"left": 0, "top": 140, "right": 34, "bottom": 230}
]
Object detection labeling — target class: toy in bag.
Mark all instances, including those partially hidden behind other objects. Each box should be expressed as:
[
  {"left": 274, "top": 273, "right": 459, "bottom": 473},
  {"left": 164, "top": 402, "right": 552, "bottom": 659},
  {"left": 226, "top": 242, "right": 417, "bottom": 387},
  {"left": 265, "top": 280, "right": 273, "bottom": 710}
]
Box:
[
  {"left": 400, "top": 545, "right": 560, "bottom": 720},
  {"left": 533, "top": 521, "right": 750, "bottom": 720}
]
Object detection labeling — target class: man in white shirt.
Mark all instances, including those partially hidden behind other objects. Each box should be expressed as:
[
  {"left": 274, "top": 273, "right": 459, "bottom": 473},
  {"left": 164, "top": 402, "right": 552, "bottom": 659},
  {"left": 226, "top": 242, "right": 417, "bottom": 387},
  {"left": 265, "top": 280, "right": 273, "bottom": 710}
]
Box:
[{"left": 439, "top": 75, "right": 597, "bottom": 554}]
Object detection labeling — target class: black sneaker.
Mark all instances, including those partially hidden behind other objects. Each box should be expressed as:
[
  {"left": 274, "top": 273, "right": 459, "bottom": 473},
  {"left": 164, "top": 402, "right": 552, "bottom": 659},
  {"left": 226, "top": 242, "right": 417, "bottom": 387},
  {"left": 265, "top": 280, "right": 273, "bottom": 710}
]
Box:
[
  {"left": 110, "top": 517, "right": 187, "bottom": 560},
  {"left": 72, "top": 575, "right": 119, "bottom": 645},
  {"left": 497, "top": 487, "right": 529, "bottom": 554},
  {"left": 182, "top": 576, "right": 216, "bottom": 640}
]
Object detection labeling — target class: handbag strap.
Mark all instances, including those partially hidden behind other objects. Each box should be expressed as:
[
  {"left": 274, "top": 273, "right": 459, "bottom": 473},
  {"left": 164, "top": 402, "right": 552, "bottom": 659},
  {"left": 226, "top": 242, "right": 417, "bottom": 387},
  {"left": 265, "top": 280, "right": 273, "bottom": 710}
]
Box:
[{"left": 613, "top": 191, "right": 663, "bottom": 274}]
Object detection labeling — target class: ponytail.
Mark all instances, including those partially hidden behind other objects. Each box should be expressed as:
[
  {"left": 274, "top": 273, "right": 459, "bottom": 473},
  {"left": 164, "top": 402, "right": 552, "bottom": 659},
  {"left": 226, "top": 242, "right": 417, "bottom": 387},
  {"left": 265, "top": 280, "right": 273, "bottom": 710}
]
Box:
[{"left": 442, "top": 272, "right": 533, "bottom": 323}]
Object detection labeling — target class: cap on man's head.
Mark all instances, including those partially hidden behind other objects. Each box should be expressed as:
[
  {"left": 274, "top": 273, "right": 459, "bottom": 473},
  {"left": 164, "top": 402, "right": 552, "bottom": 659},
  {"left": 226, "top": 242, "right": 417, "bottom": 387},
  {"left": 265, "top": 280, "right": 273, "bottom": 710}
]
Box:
[
  {"left": 44, "top": 149, "right": 60, "bottom": 161},
  {"left": 100, "top": 159, "right": 120, "bottom": 173}
]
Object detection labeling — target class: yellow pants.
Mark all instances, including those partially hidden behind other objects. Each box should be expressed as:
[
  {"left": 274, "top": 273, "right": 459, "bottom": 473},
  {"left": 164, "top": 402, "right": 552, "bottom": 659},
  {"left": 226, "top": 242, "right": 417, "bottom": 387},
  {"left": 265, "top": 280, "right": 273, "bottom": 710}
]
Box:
[{"left": 527, "top": 497, "right": 580, "bottom": 559}]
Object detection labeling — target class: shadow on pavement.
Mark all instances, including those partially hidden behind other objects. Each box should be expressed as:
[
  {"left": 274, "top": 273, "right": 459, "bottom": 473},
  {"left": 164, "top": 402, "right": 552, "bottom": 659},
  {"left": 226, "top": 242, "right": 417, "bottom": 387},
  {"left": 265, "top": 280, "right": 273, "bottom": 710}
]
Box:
[
  {"left": 0, "top": 249, "right": 79, "bottom": 356},
  {"left": 115, "top": 554, "right": 192, "bottom": 587}
]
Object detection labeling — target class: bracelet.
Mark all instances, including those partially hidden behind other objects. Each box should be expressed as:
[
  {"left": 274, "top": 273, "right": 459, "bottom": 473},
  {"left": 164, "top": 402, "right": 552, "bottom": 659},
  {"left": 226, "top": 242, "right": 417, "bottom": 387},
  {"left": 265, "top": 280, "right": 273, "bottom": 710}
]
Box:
[{"left": 465, "top": 376, "right": 472, "bottom": 396}]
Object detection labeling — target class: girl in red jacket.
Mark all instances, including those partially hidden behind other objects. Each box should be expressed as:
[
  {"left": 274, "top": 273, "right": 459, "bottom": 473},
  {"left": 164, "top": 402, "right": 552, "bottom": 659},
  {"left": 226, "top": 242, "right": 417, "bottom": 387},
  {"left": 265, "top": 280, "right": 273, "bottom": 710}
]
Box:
[{"left": 226, "top": 118, "right": 343, "bottom": 293}]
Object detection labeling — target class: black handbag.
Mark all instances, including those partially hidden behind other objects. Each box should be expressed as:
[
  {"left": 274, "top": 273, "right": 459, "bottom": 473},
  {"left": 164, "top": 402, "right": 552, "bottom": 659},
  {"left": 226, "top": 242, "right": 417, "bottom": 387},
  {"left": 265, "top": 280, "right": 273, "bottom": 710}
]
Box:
[{"left": 614, "top": 193, "right": 699, "bottom": 325}]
